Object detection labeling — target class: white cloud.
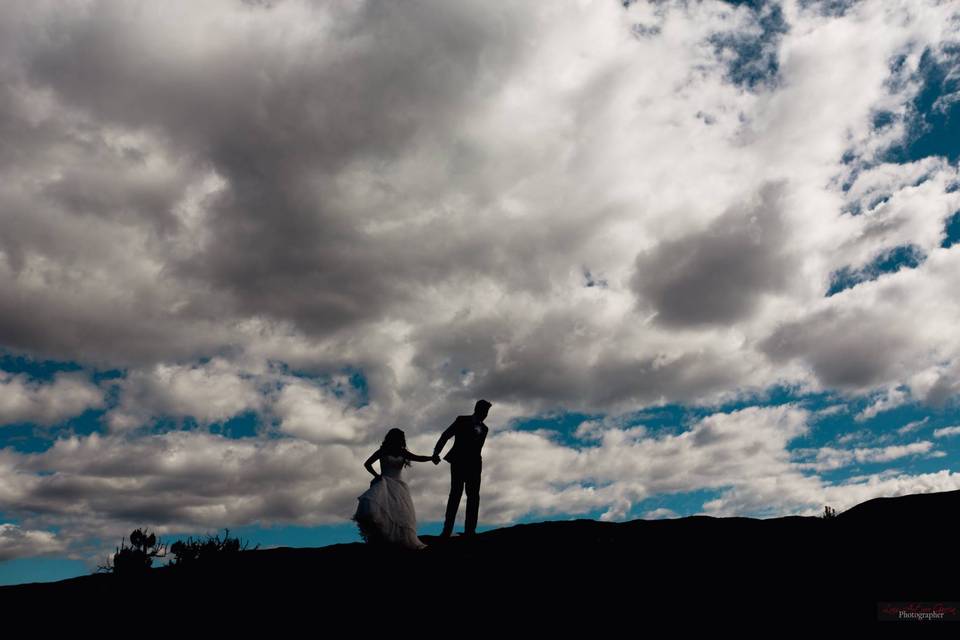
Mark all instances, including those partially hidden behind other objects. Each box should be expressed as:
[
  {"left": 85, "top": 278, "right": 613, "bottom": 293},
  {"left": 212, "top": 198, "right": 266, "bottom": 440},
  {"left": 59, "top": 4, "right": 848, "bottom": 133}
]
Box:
[
  {"left": 0, "top": 523, "right": 67, "bottom": 561},
  {"left": 0, "top": 371, "right": 104, "bottom": 427},
  {"left": 0, "top": 403, "right": 809, "bottom": 560},
  {"left": 898, "top": 417, "right": 929, "bottom": 435},
  {"left": 103, "top": 358, "right": 265, "bottom": 432},
  {"left": 272, "top": 377, "right": 376, "bottom": 444},
  {"left": 855, "top": 386, "right": 911, "bottom": 422},
  {"left": 813, "top": 404, "right": 847, "bottom": 418},
  {"left": 0, "top": 396, "right": 954, "bottom": 567},
  {"left": 703, "top": 468, "right": 960, "bottom": 517},
  {"left": 835, "top": 428, "right": 872, "bottom": 445},
  {"left": 644, "top": 507, "right": 679, "bottom": 520},
  {"left": 792, "top": 440, "right": 936, "bottom": 471}
]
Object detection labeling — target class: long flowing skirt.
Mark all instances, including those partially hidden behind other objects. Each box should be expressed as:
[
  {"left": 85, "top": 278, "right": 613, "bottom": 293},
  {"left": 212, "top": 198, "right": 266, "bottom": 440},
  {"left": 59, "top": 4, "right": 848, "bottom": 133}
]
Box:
[{"left": 352, "top": 476, "right": 427, "bottom": 550}]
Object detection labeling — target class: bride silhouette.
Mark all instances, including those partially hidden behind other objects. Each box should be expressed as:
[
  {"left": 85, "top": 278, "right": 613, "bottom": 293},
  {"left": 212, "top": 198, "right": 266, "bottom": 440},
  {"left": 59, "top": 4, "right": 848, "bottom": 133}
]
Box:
[{"left": 352, "top": 428, "right": 432, "bottom": 550}]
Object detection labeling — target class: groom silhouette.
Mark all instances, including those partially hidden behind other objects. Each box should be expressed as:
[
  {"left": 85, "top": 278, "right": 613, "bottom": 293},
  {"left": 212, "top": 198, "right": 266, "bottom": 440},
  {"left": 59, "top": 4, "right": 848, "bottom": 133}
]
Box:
[{"left": 432, "top": 399, "right": 491, "bottom": 538}]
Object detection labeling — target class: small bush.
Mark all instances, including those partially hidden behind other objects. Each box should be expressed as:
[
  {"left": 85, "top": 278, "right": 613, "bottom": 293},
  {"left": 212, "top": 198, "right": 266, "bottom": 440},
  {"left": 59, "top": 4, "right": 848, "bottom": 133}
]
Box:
[
  {"left": 97, "top": 527, "right": 167, "bottom": 577},
  {"left": 821, "top": 505, "right": 837, "bottom": 519},
  {"left": 167, "top": 528, "right": 259, "bottom": 569}
]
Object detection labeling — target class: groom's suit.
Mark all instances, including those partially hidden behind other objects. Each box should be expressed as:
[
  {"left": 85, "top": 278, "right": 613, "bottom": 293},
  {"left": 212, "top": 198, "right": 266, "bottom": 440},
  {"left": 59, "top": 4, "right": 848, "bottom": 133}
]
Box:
[{"left": 434, "top": 414, "right": 488, "bottom": 536}]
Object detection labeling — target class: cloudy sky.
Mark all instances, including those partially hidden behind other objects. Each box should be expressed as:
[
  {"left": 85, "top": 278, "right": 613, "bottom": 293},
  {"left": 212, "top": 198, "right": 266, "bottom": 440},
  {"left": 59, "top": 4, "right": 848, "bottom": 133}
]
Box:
[{"left": 3, "top": 0, "right": 960, "bottom": 585}]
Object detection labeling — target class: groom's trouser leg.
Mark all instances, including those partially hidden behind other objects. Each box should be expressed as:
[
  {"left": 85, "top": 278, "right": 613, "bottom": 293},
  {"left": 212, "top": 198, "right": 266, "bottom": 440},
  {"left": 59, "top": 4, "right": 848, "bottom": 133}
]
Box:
[
  {"left": 464, "top": 459, "right": 482, "bottom": 535},
  {"left": 443, "top": 463, "right": 465, "bottom": 535}
]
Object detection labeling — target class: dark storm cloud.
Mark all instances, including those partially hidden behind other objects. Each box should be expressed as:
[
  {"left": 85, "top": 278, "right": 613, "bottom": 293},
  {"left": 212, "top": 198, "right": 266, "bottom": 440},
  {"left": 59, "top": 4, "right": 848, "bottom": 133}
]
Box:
[
  {"left": 409, "top": 309, "right": 749, "bottom": 414},
  {"left": 0, "top": 0, "right": 662, "bottom": 383},
  {"left": 630, "top": 180, "right": 796, "bottom": 329},
  {"left": 923, "top": 373, "right": 960, "bottom": 409},
  {"left": 0, "top": 0, "right": 955, "bottom": 413},
  {"left": 11, "top": 0, "right": 537, "bottom": 337},
  {"left": 483, "top": 347, "right": 742, "bottom": 411},
  {"left": 0, "top": 278, "right": 235, "bottom": 369},
  {"left": 39, "top": 161, "right": 185, "bottom": 237},
  {"left": 757, "top": 305, "right": 914, "bottom": 390},
  {"left": 7, "top": 430, "right": 364, "bottom": 534}
]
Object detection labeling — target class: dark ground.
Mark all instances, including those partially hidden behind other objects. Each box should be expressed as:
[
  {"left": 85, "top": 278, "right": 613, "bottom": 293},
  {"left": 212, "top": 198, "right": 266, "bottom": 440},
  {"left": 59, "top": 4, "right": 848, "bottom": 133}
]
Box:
[{"left": 4, "top": 489, "right": 959, "bottom": 628}]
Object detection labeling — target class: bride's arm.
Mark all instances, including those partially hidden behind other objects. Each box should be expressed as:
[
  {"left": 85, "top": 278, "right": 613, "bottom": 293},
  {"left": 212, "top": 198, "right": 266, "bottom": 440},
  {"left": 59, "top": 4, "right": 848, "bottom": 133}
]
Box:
[
  {"left": 403, "top": 450, "right": 434, "bottom": 463},
  {"left": 364, "top": 448, "right": 382, "bottom": 479}
]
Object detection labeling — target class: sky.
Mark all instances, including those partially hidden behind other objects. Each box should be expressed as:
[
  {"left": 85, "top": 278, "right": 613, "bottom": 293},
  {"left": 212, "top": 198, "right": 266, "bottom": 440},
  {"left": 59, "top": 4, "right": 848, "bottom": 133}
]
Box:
[{"left": 2, "top": 0, "right": 960, "bottom": 586}]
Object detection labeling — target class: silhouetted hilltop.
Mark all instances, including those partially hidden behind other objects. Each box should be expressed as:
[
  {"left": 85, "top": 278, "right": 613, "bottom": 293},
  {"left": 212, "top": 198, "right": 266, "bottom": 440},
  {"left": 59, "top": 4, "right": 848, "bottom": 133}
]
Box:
[
  {"left": 836, "top": 487, "right": 960, "bottom": 524},
  {"left": 5, "top": 488, "right": 959, "bottom": 625}
]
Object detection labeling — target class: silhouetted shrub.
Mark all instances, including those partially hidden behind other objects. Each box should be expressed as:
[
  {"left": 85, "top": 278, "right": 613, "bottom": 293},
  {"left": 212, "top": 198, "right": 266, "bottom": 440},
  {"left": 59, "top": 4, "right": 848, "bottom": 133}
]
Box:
[
  {"left": 168, "top": 528, "right": 259, "bottom": 569},
  {"left": 97, "top": 527, "right": 167, "bottom": 577},
  {"left": 821, "top": 505, "right": 837, "bottom": 519}
]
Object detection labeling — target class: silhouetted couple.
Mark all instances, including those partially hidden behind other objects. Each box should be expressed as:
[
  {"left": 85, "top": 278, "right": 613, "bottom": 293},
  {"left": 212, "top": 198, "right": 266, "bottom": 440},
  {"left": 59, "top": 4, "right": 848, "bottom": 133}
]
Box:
[{"left": 351, "top": 399, "right": 491, "bottom": 550}]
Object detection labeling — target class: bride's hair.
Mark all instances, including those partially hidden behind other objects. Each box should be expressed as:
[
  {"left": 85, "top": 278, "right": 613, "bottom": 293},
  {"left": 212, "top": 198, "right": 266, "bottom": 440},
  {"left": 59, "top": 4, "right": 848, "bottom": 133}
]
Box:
[{"left": 381, "top": 428, "right": 412, "bottom": 467}]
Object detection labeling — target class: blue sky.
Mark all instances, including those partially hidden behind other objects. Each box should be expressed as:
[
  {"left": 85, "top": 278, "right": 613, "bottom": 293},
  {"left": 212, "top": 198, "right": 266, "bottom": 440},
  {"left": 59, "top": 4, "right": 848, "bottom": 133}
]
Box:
[{"left": 2, "top": 0, "right": 960, "bottom": 586}]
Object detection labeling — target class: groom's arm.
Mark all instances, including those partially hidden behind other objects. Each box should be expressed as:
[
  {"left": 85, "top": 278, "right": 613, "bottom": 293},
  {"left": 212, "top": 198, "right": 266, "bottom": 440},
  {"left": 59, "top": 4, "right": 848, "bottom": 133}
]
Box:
[{"left": 433, "top": 419, "right": 458, "bottom": 459}]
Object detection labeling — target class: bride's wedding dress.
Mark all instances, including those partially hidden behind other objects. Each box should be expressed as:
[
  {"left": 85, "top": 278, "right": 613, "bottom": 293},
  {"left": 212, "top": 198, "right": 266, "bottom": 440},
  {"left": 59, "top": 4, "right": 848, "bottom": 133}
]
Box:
[{"left": 352, "top": 453, "right": 427, "bottom": 550}]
